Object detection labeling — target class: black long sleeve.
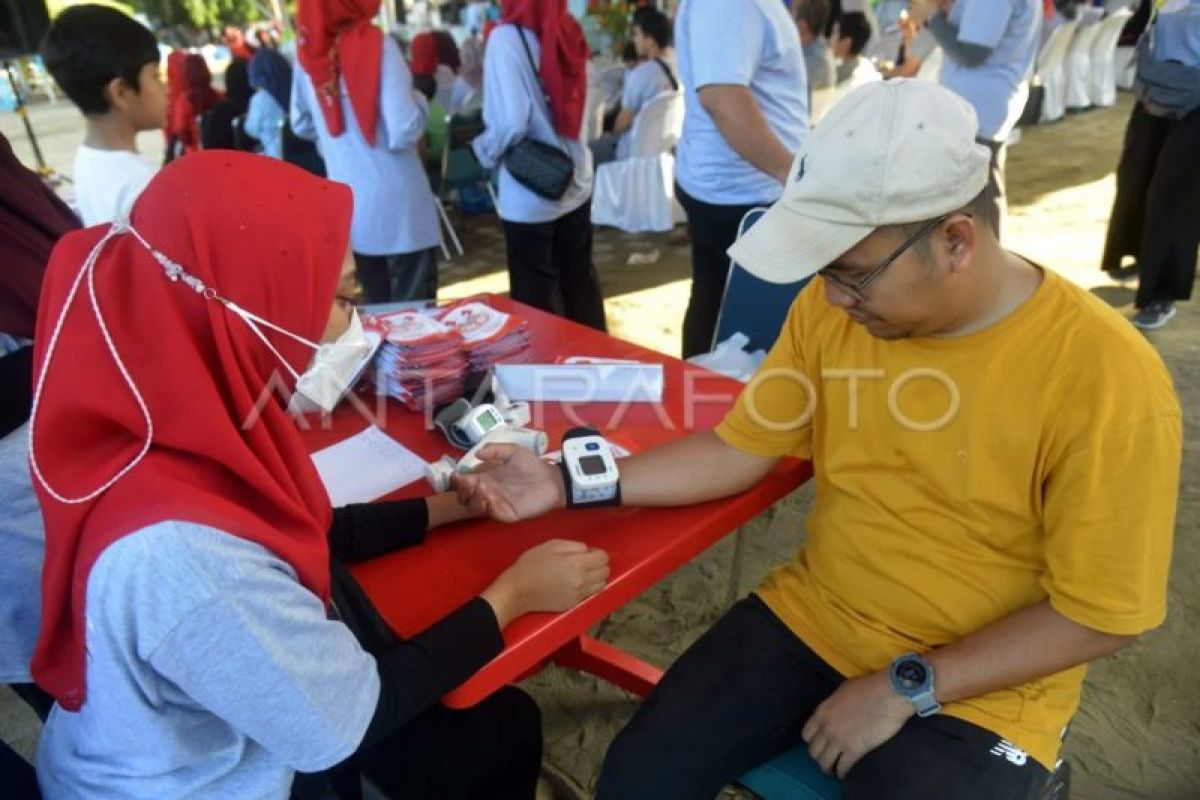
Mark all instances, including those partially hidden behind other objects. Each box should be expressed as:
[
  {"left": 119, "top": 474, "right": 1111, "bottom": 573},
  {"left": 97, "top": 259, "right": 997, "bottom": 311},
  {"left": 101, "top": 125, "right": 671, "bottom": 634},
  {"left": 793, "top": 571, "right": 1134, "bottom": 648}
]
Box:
[
  {"left": 359, "top": 597, "right": 505, "bottom": 747},
  {"left": 327, "top": 498, "right": 430, "bottom": 562}
]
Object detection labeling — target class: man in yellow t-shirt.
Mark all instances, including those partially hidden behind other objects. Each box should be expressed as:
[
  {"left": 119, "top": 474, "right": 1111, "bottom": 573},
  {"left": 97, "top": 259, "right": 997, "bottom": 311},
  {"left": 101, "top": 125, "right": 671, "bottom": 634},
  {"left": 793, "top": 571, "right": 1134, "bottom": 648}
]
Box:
[{"left": 454, "top": 80, "right": 1182, "bottom": 799}]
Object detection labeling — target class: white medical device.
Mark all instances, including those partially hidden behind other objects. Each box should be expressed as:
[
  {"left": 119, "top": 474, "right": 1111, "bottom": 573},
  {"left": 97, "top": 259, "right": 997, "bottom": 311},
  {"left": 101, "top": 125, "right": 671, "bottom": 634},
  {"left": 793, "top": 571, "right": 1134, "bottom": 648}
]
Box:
[{"left": 558, "top": 427, "right": 620, "bottom": 508}]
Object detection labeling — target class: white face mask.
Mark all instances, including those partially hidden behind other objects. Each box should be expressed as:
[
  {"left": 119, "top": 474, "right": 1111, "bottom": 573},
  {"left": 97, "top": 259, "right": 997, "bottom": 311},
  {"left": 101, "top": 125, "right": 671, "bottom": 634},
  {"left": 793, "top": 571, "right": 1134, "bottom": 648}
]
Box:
[{"left": 288, "top": 308, "right": 373, "bottom": 414}]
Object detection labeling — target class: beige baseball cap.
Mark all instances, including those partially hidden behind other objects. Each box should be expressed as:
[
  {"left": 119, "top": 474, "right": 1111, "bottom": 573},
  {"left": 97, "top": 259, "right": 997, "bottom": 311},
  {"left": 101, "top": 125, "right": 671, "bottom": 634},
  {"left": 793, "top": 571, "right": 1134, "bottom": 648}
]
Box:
[{"left": 726, "top": 79, "right": 992, "bottom": 285}]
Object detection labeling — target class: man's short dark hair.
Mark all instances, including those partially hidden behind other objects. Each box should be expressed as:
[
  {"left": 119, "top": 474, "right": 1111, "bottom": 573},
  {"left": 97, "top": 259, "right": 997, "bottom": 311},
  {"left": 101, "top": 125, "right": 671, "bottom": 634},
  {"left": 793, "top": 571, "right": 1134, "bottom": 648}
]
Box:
[
  {"left": 633, "top": 9, "right": 671, "bottom": 50},
  {"left": 795, "top": 0, "right": 831, "bottom": 38},
  {"left": 40, "top": 4, "right": 160, "bottom": 116},
  {"left": 837, "top": 12, "right": 872, "bottom": 57}
]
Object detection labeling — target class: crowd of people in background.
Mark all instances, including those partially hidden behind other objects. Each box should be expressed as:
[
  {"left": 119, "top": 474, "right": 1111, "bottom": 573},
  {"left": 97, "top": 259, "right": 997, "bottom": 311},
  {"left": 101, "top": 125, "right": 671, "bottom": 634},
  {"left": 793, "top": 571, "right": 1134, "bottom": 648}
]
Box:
[
  {"left": 25, "top": 0, "right": 1195, "bottom": 338},
  {"left": 1, "top": 0, "right": 1197, "bottom": 797}
]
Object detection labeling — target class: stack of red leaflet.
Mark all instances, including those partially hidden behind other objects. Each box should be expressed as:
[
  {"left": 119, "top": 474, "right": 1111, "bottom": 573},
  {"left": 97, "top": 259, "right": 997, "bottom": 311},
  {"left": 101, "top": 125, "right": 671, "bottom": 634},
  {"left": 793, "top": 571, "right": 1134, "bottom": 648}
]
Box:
[
  {"left": 435, "top": 300, "right": 533, "bottom": 372},
  {"left": 369, "top": 311, "right": 468, "bottom": 411}
]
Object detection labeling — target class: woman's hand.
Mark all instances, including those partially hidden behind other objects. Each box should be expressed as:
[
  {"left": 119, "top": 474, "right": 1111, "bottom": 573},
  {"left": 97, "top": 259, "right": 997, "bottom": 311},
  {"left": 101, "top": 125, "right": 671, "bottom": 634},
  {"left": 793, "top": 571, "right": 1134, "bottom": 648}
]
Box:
[{"left": 480, "top": 539, "right": 610, "bottom": 628}]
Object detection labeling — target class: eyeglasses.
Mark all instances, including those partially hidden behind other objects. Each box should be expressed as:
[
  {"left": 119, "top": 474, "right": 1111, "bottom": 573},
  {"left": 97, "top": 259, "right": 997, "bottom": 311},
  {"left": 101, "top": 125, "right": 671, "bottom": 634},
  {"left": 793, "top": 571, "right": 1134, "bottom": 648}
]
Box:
[{"left": 818, "top": 214, "right": 953, "bottom": 303}]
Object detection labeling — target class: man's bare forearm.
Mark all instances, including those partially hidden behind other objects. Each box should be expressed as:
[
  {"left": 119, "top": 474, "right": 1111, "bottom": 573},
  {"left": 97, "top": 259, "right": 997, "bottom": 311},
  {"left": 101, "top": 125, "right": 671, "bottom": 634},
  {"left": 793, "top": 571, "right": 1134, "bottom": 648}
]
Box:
[
  {"left": 929, "top": 599, "right": 1136, "bottom": 704},
  {"left": 699, "top": 84, "right": 793, "bottom": 184},
  {"left": 619, "top": 431, "right": 779, "bottom": 507}
]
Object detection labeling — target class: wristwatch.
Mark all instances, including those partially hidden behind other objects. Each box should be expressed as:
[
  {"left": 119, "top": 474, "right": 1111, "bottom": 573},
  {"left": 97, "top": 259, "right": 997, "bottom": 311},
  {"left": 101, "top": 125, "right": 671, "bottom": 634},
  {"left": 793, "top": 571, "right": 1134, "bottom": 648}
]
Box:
[
  {"left": 889, "top": 652, "right": 941, "bottom": 718},
  {"left": 559, "top": 426, "right": 621, "bottom": 508}
]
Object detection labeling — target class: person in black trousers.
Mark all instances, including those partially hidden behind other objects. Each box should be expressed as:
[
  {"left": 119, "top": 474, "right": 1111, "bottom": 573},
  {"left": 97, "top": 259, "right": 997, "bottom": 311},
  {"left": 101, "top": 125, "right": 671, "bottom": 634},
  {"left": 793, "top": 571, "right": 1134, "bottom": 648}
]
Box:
[{"left": 471, "top": 3, "right": 608, "bottom": 332}]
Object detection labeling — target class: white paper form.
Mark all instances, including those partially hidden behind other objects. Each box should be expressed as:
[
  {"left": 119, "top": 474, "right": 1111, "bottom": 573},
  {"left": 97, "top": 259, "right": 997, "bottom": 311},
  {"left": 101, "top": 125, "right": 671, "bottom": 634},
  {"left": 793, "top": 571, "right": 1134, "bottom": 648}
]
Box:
[{"left": 310, "top": 425, "right": 427, "bottom": 507}]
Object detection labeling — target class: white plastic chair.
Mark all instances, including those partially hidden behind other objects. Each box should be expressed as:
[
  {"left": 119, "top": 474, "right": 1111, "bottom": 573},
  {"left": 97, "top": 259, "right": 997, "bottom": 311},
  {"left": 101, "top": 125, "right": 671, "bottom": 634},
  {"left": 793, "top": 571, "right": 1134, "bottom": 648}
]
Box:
[
  {"left": 583, "top": 85, "right": 606, "bottom": 144},
  {"left": 1065, "top": 8, "right": 1105, "bottom": 110},
  {"left": 1090, "top": 9, "right": 1133, "bottom": 107},
  {"left": 1114, "top": 44, "right": 1137, "bottom": 89},
  {"left": 591, "top": 91, "right": 685, "bottom": 233},
  {"left": 1038, "top": 19, "right": 1081, "bottom": 122}
]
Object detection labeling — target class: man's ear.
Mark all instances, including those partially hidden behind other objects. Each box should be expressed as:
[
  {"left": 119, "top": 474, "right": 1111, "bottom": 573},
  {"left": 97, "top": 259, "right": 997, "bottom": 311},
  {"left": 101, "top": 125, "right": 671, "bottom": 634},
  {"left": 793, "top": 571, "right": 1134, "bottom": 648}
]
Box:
[{"left": 943, "top": 215, "right": 976, "bottom": 273}]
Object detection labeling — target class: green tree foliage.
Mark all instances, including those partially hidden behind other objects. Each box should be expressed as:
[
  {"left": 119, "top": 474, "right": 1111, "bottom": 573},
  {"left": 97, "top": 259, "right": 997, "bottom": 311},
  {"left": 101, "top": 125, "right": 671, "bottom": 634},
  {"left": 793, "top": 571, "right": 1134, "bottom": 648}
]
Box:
[{"left": 133, "top": 0, "right": 260, "bottom": 29}]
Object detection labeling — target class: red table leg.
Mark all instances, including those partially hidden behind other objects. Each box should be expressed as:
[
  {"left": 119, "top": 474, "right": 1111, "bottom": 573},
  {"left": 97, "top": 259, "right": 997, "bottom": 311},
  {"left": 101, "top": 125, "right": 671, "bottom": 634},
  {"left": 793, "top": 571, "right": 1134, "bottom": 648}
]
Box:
[{"left": 550, "top": 635, "right": 664, "bottom": 698}]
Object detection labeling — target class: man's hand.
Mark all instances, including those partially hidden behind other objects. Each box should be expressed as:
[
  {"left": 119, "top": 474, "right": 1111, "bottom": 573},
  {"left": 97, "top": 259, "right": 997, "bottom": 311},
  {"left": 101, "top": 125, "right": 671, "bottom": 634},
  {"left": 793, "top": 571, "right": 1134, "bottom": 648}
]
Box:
[
  {"left": 697, "top": 85, "right": 793, "bottom": 185},
  {"left": 451, "top": 443, "right": 565, "bottom": 523},
  {"left": 801, "top": 670, "right": 914, "bottom": 778}
]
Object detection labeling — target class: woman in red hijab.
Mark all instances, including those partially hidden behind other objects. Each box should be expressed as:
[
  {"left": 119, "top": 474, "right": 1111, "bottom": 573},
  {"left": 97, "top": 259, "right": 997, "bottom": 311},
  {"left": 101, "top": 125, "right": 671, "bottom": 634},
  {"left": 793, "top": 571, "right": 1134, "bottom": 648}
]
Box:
[
  {"left": 470, "top": 0, "right": 607, "bottom": 331},
  {"left": 293, "top": 0, "right": 443, "bottom": 305},
  {"left": 30, "top": 151, "right": 607, "bottom": 797},
  {"left": 162, "top": 50, "right": 189, "bottom": 163},
  {"left": 410, "top": 29, "right": 461, "bottom": 110},
  {"left": 168, "top": 54, "right": 221, "bottom": 155},
  {"left": 409, "top": 30, "right": 440, "bottom": 78}
]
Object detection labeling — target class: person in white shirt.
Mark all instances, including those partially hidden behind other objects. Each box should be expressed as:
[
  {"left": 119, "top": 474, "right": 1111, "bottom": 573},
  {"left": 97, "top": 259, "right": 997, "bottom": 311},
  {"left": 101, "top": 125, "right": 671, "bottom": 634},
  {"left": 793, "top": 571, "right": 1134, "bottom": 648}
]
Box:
[
  {"left": 292, "top": 1, "right": 441, "bottom": 303},
  {"left": 40, "top": 5, "right": 163, "bottom": 227},
  {"left": 471, "top": 0, "right": 607, "bottom": 332},
  {"left": 246, "top": 49, "right": 292, "bottom": 160},
  {"left": 590, "top": 8, "right": 679, "bottom": 164},
  {"left": 673, "top": 0, "right": 809, "bottom": 357},
  {"left": 913, "top": 0, "right": 1042, "bottom": 238},
  {"left": 833, "top": 11, "right": 883, "bottom": 88}
]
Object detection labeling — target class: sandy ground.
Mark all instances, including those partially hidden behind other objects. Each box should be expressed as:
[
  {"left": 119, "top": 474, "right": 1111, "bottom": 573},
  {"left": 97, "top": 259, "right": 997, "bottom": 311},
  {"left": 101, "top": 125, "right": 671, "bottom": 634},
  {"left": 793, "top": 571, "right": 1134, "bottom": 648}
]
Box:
[{"left": 2, "top": 91, "right": 1198, "bottom": 798}]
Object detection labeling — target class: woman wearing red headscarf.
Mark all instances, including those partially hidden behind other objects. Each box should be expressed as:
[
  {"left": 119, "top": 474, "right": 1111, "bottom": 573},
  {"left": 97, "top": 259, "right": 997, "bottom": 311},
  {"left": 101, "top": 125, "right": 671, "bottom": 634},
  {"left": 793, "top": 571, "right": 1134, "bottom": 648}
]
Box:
[
  {"left": 293, "top": 0, "right": 441, "bottom": 304},
  {"left": 167, "top": 54, "right": 221, "bottom": 155},
  {"left": 471, "top": 0, "right": 607, "bottom": 332},
  {"left": 30, "top": 152, "right": 608, "bottom": 797},
  {"left": 162, "top": 50, "right": 188, "bottom": 163},
  {"left": 410, "top": 29, "right": 460, "bottom": 109}
]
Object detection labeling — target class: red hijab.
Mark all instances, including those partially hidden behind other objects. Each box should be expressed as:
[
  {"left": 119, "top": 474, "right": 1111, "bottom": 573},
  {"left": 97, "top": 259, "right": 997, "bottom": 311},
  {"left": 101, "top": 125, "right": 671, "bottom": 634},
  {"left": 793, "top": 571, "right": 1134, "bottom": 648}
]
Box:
[
  {"left": 183, "top": 55, "right": 221, "bottom": 113},
  {"left": 170, "top": 55, "right": 222, "bottom": 150},
  {"left": 30, "top": 152, "right": 351, "bottom": 710},
  {"left": 297, "top": 0, "right": 385, "bottom": 146},
  {"left": 409, "top": 31, "right": 438, "bottom": 77},
  {"left": 433, "top": 30, "right": 461, "bottom": 72},
  {"left": 0, "top": 133, "right": 79, "bottom": 340},
  {"left": 164, "top": 51, "right": 189, "bottom": 140},
  {"left": 503, "top": 0, "right": 588, "bottom": 139}
]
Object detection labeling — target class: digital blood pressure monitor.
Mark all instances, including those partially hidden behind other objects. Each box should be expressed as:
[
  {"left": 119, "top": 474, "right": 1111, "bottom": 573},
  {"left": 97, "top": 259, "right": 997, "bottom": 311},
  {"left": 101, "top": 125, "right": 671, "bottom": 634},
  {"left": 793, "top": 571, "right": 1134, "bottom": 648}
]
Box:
[
  {"left": 452, "top": 403, "right": 507, "bottom": 447},
  {"left": 559, "top": 426, "right": 620, "bottom": 508}
]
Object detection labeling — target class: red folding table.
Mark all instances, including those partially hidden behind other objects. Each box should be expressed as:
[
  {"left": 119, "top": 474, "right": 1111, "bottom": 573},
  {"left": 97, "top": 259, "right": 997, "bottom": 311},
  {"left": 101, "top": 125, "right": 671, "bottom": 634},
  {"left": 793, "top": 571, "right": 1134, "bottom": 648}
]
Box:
[{"left": 301, "top": 296, "right": 811, "bottom": 707}]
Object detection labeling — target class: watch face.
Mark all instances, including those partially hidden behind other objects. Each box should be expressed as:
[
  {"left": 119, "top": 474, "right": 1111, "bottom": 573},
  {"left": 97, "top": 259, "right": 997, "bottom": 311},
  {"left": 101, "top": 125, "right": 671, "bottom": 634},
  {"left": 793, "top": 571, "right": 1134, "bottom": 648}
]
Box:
[{"left": 895, "top": 660, "right": 927, "bottom": 690}]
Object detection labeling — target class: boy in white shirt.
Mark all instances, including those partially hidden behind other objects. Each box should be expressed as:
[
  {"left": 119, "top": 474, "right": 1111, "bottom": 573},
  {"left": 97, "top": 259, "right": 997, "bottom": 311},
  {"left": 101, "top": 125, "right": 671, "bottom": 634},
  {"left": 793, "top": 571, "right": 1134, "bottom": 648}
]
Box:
[
  {"left": 41, "top": 5, "right": 165, "bottom": 227},
  {"left": 834, "top": 12, "right": 883, "bottom": 89}
]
